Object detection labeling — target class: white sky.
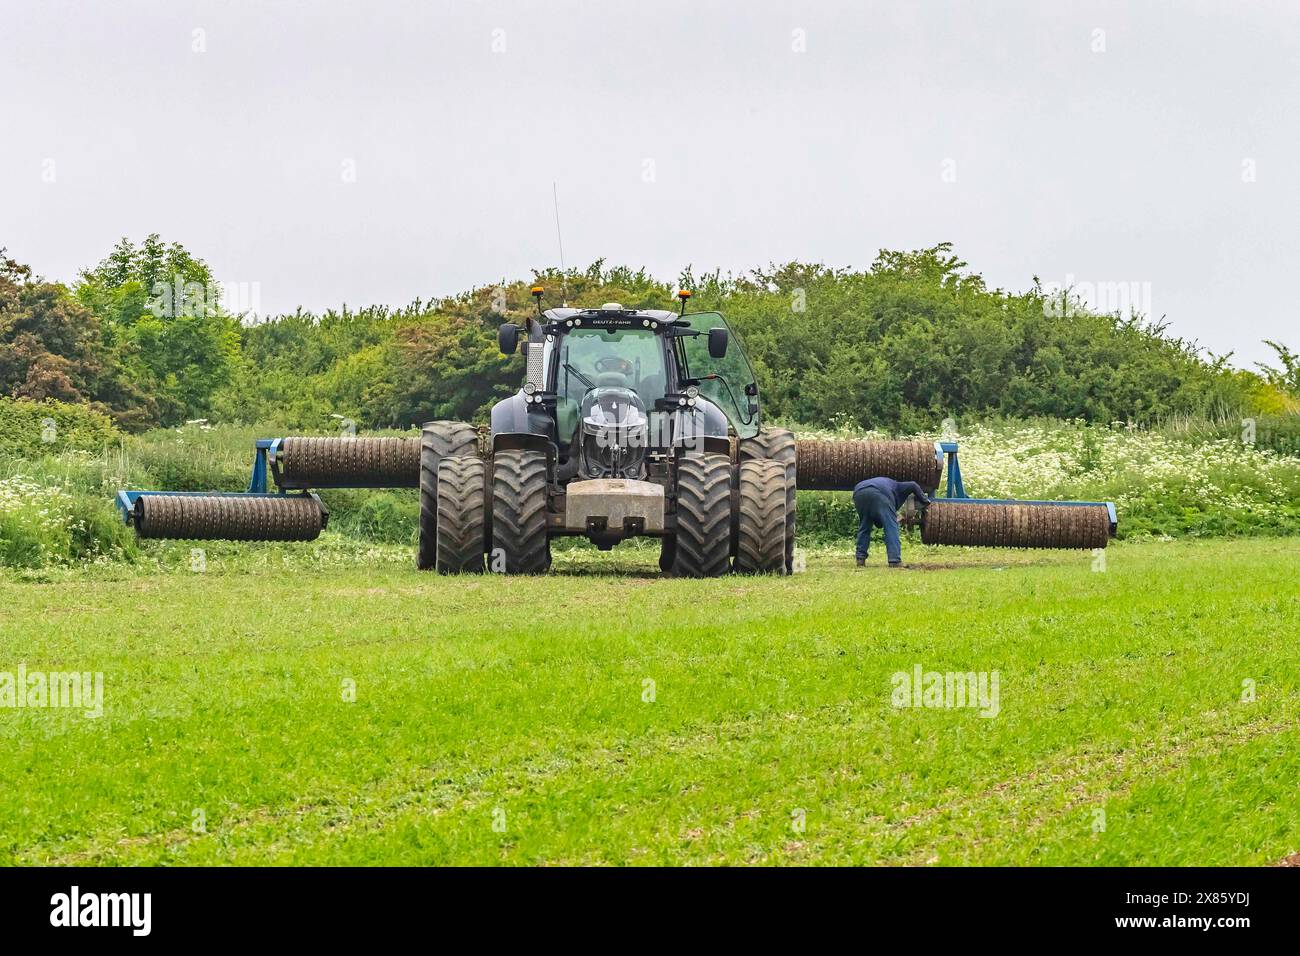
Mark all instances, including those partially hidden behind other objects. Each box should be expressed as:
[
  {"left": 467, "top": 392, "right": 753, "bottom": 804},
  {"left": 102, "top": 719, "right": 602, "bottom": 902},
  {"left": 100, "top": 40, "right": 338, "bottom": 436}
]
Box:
[{"left": 3, "top": 0, "right": 1297, "bottom": 367}]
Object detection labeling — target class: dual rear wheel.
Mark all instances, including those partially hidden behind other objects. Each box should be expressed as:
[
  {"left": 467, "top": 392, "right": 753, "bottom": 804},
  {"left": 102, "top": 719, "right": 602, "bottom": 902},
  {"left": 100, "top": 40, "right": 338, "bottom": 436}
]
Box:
[
  {"left": 739, "top": 427, "right": 797, "bottom": 573},
  {"left": 664, "top": 452, "right": 788, "bottom": 578},
  {"left": 417, "top": 421, "right": 479, "bottom": 572},
  {"left": 418, "top": 425, "right": 550, "bottom": 576}
]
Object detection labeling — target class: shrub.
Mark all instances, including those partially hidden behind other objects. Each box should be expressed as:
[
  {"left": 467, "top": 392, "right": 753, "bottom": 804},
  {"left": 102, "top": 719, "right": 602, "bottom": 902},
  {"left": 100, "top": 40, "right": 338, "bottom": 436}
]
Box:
[
  {"left": 0, "top": 474, "right": 134, "bottom": 568},
  {"left": 0, "top": 397, "right": 121, "bottom": 458}
]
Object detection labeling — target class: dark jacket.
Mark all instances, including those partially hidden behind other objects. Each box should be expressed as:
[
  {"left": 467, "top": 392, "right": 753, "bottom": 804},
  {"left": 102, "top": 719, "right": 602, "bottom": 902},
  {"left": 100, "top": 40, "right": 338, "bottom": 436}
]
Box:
[{"left": 853, "top": 476, "right": 930, "bottom": 510}]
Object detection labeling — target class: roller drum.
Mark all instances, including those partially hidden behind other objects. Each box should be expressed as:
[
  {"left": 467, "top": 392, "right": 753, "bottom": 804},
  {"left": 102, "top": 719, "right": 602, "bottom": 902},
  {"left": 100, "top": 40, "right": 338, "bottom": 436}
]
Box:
[
  {"left": 921, "top": 501, "right": 1110, "bottom": 550},
  {"left": 795, "top": 439, "right": 942, "bottom": 491},
  {"left": 277, "top": 436, "right": 421, "bottom": 488},
  {"left": 134, "top": 494, "right": 325, "bottom": 541}
]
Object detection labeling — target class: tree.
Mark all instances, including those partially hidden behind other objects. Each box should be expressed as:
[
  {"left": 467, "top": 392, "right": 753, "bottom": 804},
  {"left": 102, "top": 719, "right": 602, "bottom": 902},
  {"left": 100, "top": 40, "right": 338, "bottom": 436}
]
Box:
[
  {"left": 1257, "top": 340, "right": 1300, "bottom": 396},
  {"left": 0, "top": 250, "right": 156, "bottom": 429},
  {"left": 75, "top": 235, "right": 240, "bottom": 425}
]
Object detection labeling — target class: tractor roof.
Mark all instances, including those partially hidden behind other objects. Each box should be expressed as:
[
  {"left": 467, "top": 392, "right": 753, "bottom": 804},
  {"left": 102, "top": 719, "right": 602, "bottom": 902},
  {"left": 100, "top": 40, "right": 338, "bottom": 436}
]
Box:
[{"left": 544, "top": 306, "right": 681, "bottom": 324}]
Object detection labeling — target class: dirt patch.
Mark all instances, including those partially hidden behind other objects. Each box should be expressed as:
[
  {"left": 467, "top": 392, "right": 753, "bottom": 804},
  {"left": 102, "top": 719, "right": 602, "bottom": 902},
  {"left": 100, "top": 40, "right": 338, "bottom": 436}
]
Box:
[
  {"left": 847, "top": 559, "right": 1066, "bottom": 572},
  {"left": 1274, "top": 851, "right": 1300, "bottom": 867}
]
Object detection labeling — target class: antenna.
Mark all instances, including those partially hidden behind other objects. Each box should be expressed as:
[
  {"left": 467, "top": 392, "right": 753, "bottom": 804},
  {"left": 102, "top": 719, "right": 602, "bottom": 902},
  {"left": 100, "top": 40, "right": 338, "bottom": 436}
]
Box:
[{"left": 552, "top": 181, "right": 568, "bottom": 305}]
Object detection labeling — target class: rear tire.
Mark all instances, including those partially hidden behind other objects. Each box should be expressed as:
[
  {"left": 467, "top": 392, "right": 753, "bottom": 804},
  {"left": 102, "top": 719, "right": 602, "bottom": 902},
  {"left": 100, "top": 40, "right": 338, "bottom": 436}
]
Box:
[
  {"left": 418, "top": 421, "right": 479, "bottom": 570},
  {"left": 669, "top": 453, "right": 731, "bottom": 578},
  {"left": 436, "top": 456, "right": 486, "bottom": 574},
  {"left": 740, "top": 426, "right": 796, "bottom": 573},
  {"left": 734, "top": 458, "right": 788, "bottom": 574},
  {"left": 491, "top": 449, "right": 551, "bottom": 574}
]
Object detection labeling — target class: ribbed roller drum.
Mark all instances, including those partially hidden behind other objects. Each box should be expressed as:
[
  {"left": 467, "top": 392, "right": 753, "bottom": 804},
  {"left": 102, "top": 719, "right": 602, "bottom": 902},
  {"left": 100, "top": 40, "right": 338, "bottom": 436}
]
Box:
[
  {"left": 795, "top": 439, "right": 942, "bottom": 491},
  {"left": 277, "top": 437, "right": 421, "bottom": 488},
  {"left": 134, "top": 494, "right": 325, "bottom": 541},
  {"left": 921, "top": 501, "right": 1110, "bottom": 550}
]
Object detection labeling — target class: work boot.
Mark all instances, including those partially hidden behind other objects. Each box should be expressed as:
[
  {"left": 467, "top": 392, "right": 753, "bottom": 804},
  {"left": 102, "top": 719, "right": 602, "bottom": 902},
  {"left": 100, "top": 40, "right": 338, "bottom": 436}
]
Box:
[
  {"left": 855, "top": 557, "right": 865, "bottom": 567},
  {"left": 888, "top": 562, "right": 906, "bottom": 570}
]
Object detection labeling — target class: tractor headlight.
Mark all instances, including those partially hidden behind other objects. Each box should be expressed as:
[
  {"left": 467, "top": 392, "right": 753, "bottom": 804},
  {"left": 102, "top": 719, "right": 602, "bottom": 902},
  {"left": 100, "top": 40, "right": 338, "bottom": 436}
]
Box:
[
  {"left": 685, "top": 385, "right": 699, "bottom": 399},
  {"left": 523, "top": 381, "right": 537, "bottom": 395}
]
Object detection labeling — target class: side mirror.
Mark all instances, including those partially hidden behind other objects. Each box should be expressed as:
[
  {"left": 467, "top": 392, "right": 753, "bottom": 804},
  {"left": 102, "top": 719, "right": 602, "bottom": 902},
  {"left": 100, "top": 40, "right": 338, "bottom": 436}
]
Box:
[
  {"left": 498, "top": 323, "right": 519, "bottom": 355},
  {"left": 707, "top": 327, "right": 729, "bottom": 359}
]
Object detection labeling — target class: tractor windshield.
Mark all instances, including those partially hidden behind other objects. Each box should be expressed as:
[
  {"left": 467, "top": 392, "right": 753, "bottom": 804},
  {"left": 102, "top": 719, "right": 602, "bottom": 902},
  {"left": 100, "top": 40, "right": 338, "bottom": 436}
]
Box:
[{"left": 555, "top": 328, "right": 668, "bottom": 411}]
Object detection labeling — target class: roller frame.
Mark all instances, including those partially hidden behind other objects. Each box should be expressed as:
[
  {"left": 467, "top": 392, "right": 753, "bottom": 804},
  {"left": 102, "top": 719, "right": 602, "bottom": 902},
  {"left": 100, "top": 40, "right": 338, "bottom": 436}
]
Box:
[{"left": 115, "top": 440, "right": 328, "bottom": 531}]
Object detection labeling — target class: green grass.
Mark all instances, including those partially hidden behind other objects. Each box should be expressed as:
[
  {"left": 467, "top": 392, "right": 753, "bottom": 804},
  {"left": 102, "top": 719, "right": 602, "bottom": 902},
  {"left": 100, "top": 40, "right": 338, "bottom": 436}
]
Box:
[{"left": 1, "top": 537, "right": 1297, "bottom": 866}]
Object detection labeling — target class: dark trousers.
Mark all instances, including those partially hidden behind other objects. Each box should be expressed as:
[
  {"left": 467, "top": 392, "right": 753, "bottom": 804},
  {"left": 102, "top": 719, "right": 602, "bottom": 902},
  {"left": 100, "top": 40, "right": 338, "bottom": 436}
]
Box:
[{"left": 853, "top": 486, "right": 901, "bottom": 564}]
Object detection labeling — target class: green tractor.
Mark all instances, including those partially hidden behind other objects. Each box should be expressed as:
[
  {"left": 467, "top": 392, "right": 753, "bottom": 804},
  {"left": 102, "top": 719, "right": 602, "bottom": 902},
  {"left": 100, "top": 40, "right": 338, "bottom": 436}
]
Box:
[{"left": 418, "top": 290, "right": 795, "bottom": 577}]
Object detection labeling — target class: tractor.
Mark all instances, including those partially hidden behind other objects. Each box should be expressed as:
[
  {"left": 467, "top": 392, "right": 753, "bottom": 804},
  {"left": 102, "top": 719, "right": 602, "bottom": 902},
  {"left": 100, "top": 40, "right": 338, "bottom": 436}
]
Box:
[{"left": 417, "top": 289, "right": 796, "bottom": 576}]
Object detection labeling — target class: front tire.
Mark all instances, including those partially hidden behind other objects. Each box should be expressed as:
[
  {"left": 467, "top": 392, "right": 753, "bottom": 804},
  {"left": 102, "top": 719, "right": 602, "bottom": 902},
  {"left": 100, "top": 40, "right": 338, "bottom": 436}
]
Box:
[
  {"left": 734, "top": 458, "right": 788, "bottom": 574},
  {"left": 436, "top": 456, "right": 486, "bottom": 574},
  {"left": 669, "top": 453, "right": 732, "bottom": 578},
  {"left": 740, "top": 426, "right": 797, "bottom": 573},
  {"left": 491, "top": 449, "right": 551, "bottom": 574},
  {"left": 418, "top": 421, "right": 479, "bottom": 570}
]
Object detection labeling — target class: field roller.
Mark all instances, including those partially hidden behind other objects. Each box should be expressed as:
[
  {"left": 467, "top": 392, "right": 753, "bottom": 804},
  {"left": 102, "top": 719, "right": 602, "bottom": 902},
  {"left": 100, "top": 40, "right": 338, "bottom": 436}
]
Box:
[
  {"left": 133, "top": 492, "right": 325, "bottom": 541},
  {"left": 116, "top": 434, "right": 481, "bottom": 540},
  {"left": 904, "top": 442, "right": 1116, "bottom": 549},
  {"left": 795, "top": 438, "right": 943, "bottom": 491},
  {"left": 795, "top": 436, "right": 1115, "bottom": 549},
  {"left": 276, "top": 436, "right": 422, "bottom": 489},
  {"left": 920, "top": 500, "right": 1111, "bottom": 549},
  {"left": 116, "top": 438, "right": 342, "bottom": 541},
  {"left": 113, "top": 295, "right": 1115, "bottom": 562}
]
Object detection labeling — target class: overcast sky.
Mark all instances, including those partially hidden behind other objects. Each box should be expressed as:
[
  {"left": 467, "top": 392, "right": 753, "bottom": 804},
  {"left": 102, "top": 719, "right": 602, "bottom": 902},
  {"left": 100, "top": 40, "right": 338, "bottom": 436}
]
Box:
[{"left": 3, "top": 0, "right": 1297, "bottom": 367}]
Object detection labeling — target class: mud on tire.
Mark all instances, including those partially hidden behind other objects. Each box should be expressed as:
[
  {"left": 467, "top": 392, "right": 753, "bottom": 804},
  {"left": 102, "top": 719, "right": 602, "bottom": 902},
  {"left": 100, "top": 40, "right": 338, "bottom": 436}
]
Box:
[
  {"left": 734, "top": 458, "right": 788, "bottom": 574},
  {"left": 491, "top": 449, "right": 551, "bottom": 574},
  {"left": 436, "top": 456, "right": 486, "bottom": 574},
  {"left": 417, "top": 421, "right": 479, "bottom": 570},
  {"left": 669, "top": 453, "right": 732, "bottom": 578}
]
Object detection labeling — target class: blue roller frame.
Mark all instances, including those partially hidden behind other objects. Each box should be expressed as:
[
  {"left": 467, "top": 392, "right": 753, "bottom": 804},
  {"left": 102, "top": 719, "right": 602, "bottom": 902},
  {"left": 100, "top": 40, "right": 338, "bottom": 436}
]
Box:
[{"left": 934, "top": 440, "right": 1117, "bottom": 536}]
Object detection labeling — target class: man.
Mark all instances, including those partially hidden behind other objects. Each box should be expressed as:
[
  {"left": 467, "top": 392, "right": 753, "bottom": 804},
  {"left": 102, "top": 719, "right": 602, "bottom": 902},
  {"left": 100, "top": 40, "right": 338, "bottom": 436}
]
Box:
[{"left": 852, "top": 476, "right": 931, "bottom": 568}]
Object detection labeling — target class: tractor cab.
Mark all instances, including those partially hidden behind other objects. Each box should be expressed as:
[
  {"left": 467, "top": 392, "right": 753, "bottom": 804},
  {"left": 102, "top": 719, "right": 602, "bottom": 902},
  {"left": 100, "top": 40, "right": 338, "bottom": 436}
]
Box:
[{"left": 492, "top": 297, "right": 760, "bottom": 482}]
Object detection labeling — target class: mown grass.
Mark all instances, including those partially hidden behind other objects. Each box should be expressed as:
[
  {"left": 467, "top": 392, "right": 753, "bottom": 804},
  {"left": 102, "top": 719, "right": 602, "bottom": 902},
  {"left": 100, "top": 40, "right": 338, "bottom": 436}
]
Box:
[{"left": 1, "top": 537, "right": 1296, "bottom": 866}]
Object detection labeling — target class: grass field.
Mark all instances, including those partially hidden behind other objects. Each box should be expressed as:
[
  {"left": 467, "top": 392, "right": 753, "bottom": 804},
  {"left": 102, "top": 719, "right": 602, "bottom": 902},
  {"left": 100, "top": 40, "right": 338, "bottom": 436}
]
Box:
[{"left": 1, "top": 537, "right": 1297, "bottom": 866}]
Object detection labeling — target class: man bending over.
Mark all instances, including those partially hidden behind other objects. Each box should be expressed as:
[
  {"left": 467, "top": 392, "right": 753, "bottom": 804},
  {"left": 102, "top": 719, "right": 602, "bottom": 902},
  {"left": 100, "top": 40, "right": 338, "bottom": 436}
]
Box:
[{"left": 852, "top": 476, "right": 931, "bottom": 568}]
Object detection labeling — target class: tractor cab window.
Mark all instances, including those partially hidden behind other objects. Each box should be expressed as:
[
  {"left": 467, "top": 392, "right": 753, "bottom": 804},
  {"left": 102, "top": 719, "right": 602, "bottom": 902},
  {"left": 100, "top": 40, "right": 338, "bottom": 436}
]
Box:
[
  {"left": 553, "top": 328, "right": 668, "bottom": 447},
  {"left": 678, "top": 312, "right": 760, "bottom": 439},
  {"left": 556, "top": 328, "right": 667, "bottom": 403}
]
